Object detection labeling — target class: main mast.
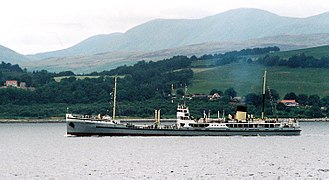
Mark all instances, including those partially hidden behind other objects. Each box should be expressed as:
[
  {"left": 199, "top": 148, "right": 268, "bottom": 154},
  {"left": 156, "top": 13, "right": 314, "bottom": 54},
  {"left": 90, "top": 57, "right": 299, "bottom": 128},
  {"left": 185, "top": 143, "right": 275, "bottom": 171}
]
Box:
[
  {"left": 112, "top": 76, "right": 117, "bottom": 120},
  {"left": 261, "top": 68, "right": 267, "bottom": 120}
]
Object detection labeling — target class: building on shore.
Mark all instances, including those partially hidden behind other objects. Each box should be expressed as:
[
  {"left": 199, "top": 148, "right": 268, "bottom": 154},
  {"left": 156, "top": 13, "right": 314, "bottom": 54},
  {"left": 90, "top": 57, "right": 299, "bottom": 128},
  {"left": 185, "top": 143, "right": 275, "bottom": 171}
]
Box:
[
  {"left": 1, "top": 80, "right": 35, "bottom": 90},
  {"left": 281, "top": 100, "right": 299, "bottom": 107}
]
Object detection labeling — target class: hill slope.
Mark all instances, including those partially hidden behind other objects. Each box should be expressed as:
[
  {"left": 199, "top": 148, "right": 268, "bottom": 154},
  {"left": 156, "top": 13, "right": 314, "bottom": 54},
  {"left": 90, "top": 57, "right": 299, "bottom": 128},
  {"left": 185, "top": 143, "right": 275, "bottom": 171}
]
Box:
[
  {"left": 191, "top": 64, "right": 329, "bottom": 97},
  {"left": 0, "top": 45, "right": 29, "bottom": 64},
  {"left": 272, "top": 45, "right": 329, "bottom": 59},
  {"left": 28, "top": 8, "right": 329, "bottom": 60},
  {"left": 190, "top": 45, "right": 329, "bottom": 97},
  {"left": 22, "top": 34, "right": 329, "bottom": 73}
]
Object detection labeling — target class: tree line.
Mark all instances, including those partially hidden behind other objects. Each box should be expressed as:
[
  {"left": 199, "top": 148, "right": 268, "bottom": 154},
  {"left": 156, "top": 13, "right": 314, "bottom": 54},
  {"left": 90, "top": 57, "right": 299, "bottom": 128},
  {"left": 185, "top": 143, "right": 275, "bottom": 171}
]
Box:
[
  {"left": 192, "top": 46, "right": 280, "bottom": 67},
  {"left": 259, "top": 53, "right": 329, "bottom": 68},
  {"left": 0, "top": 56, "right": 194, "bottom": 117}
]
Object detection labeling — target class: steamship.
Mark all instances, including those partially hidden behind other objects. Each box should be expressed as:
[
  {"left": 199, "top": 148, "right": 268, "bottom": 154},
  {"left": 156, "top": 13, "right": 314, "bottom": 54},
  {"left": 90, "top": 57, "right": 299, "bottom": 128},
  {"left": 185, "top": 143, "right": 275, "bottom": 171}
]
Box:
[{"left": 66, "top": 71, "right": 301, "bottom": 136}]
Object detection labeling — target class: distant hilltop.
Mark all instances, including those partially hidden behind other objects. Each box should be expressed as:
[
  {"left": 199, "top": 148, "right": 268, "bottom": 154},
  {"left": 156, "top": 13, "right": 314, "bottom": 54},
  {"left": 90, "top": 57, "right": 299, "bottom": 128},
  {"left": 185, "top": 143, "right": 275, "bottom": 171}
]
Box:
[
  {"left": 0, "top": 8, "right": 329, "bottom": 72},
  {"left": 28, "top": 8, "right": 329, "bottom": 60}
]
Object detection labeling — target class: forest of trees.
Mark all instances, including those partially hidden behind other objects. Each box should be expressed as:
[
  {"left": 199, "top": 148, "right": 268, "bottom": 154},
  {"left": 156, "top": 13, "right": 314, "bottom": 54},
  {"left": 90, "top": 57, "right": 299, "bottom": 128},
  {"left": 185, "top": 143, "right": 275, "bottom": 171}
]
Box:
[
  {"left": 244, "top": 90, "right": 328, "bottom": 118},
  {"left": 1, "top": 46, "right": 329, "bottom": 119},
  {"left": 192, "top": 46, "right": 280, "bottom": 67},
  {"left": 259, "top": 53, "right": 329, "bottom": 68},
  {"left": 0, "top": 57, "right": 194, "bottom": 118},
  {"left": 191, "top": 47, "right": 329, "bottom": 70}
]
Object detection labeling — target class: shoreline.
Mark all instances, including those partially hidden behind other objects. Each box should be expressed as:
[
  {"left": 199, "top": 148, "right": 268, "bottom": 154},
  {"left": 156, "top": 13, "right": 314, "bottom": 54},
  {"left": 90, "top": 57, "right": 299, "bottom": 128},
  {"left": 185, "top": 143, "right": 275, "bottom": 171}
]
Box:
[
  {"left": 0, "top": 118, "right": 177, "bottom": 123},
  {"left": 298, "top": 118, "right": 329, "bottom": 122},
  {"left": 0, "top": 119, "right": 65, "bottom": 123}
]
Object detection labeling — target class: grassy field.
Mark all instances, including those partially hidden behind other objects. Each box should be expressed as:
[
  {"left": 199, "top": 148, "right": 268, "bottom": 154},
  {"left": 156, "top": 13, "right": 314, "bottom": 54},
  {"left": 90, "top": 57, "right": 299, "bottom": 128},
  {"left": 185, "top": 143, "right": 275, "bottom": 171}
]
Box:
[
  {"left": 190, "top": 63, "right": 329, "bottom": 98},
  {"left": 54, "top": 75, "right": 100, "bottom": 82},
  {"left": 271, "top": 45, "right": 329, "bottom": 59},
  {"left": 53, "top": 75, "right": 125, "bottom": 82},
  {"left": 191, "top": 59, "right": 216, "bottom": 67}
]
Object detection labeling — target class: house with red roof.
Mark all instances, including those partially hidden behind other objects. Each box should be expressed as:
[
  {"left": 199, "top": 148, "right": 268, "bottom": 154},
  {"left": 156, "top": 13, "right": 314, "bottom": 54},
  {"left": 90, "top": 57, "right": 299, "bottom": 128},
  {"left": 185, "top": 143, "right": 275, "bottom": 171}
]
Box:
[{"left": 281, "top": 100, "right": 299, "bottom": 107}]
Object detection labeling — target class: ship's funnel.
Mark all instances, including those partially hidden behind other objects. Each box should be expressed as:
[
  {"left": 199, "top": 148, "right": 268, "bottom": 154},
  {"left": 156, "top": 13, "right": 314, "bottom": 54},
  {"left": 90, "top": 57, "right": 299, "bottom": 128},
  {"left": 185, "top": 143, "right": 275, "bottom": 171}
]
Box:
[{"left": 236, "top": 106, "right": 247, "bottom": 122}]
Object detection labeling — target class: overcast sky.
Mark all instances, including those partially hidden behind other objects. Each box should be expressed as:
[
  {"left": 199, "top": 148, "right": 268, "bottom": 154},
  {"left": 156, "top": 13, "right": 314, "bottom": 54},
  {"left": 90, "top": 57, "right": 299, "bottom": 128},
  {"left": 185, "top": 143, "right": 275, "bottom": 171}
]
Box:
[{"left": 1, "top": 0, "right": 329, "bottom": 55}]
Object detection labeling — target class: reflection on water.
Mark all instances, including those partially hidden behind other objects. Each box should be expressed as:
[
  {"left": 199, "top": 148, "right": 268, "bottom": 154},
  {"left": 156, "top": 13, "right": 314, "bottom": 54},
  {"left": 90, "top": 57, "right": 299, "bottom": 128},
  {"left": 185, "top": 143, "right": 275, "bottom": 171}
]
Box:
[{"left": 0, "top": 122, "right": 328, "bottom": 179}]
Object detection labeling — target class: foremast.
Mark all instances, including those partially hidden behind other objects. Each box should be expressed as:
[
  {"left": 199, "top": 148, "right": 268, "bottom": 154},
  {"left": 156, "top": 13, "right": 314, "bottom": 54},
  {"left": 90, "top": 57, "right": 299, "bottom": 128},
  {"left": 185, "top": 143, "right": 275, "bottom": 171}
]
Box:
[
  {"left": 112, "top": 76, "right": 117, "bottom": 120},
  {"left": 261, "top": 68, "right": 267, "bottom": 120}
]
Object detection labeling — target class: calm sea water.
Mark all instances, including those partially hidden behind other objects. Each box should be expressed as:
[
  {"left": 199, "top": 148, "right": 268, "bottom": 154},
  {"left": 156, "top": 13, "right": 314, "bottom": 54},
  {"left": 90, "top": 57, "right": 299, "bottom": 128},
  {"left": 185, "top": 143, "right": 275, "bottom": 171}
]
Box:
[{"left": 0, "top": 122, "right": 328, "bottom": 179}]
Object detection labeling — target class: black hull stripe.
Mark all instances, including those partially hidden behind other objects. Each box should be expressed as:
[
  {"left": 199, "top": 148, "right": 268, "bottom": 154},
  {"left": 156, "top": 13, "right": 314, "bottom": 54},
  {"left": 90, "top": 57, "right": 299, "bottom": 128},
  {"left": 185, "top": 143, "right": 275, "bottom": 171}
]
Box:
[
  {"left": 95, "top": 126, "right": 301, "bottom": 133},
  {"left": 67, "top": 132, "right": 300, "bottom": 136}
]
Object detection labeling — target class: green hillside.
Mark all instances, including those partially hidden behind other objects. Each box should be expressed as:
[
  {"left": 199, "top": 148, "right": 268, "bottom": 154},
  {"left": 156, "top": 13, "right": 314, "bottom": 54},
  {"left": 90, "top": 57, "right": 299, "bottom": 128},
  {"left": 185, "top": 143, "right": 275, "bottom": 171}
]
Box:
[
  {"left": 190, "top": 63, "right": 329, "bottom": 97},
  {"left": 271, "top": 45, "right": 329, "bottom": 59}
]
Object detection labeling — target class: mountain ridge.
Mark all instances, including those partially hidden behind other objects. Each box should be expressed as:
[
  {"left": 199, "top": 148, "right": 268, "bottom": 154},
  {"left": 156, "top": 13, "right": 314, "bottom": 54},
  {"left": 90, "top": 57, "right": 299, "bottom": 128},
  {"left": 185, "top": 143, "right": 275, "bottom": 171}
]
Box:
[
  {"left": 21, "top": 33, "right": 329, "bottom": 73},
  {"left": 1, "top": 8, "right": 329, "bottom": 72},
  {"left": 27, "top": 8, "right": 329, "bottom": 60},
  {"left": 0, "top": 45, "right": 29, "bottom": 64}
]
